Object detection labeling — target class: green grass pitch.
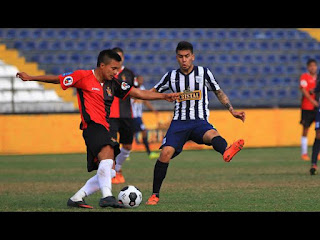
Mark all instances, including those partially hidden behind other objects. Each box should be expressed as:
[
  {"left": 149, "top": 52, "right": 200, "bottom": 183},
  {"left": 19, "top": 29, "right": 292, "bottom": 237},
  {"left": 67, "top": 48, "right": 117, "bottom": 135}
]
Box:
[{"left": 1, "top": 147, "right": 320, "bottom": 212}]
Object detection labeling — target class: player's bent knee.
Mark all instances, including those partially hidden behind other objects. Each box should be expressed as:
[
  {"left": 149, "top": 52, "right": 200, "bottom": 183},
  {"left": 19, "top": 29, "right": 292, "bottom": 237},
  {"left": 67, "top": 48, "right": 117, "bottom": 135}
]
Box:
[
  {"left": 159, "top": 147, "right": 175, "bottom": 163},
  {"left": 122, "top": 144, "right": 132, "bottom": 151}
]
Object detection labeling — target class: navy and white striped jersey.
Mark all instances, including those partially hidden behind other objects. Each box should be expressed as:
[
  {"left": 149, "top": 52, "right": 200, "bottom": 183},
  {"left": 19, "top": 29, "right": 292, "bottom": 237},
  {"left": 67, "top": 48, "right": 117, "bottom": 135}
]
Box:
[
  {"left": 131, "top": 85, "right": 145, "bottom": 118},
  {"left": 154, "top": 66, "right": 220, "bottom": 121}
]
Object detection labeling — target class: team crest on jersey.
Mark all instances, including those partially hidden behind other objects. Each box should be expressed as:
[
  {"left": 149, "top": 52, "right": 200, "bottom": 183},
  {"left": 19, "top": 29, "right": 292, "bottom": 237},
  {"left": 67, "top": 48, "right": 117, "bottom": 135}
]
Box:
[
  {"left": 121, "top": 82, "right": 130, "bottom": 90},
  {"left": 177, "top": 87, "right": 202, "bottom": 102},
  {"left": 106, "top": 87, "right": 112, "bottom": 97},
  {"left": 63, "top": 76, "right": 73, "bottom": 86}
]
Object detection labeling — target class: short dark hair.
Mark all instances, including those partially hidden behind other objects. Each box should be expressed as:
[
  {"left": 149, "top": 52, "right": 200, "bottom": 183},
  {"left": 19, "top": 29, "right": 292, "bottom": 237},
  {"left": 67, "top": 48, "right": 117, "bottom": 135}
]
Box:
[
  {"left": 176, "top": 41, "right": 193, "bottom": 53},
  {"left": 307, "top": 58, "right": 317, "bottom": 66},
  {"left": 112, "top": 47, "right": 124, "bottom": 54},
  {"left": 97, "top": 49, "right": 121, "bottom": 67}
]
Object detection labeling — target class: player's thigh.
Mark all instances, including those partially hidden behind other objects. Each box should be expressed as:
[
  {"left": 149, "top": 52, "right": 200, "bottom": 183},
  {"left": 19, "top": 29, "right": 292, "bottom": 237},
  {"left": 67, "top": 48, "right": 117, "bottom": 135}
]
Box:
[
  {"left": 159, "top": 146, "right": 176, "bottom": 163},
  {"left": 98, "top": 145, "right": 115, "bottom": 161},
  {"left": 189, "top": 120, "right": 218, "bottom": 145}
]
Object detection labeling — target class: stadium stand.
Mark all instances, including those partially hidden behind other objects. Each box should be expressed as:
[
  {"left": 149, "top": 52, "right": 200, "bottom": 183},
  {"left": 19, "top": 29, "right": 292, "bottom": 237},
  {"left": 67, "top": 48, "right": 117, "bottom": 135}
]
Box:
[
  {"left": 0, "top": 59, "right": 74, "bottom": 113},
  {"left": 1, "top": 28, "right": 320, "bottom": 111}
]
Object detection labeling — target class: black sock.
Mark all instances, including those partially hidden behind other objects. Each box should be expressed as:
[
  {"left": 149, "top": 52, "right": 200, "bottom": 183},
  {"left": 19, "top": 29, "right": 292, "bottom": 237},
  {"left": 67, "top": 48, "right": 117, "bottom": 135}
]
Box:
[
  {"left": 143, "top": 136, "right": 151, "bottom": 155},
  {"left": 211, "top": 136, "right": 228, "bottom": 155},
  {"left": 152, "top": 160, "right": 169, "bottom": 197},
  {"left": 311, "top": 138, "right": 320, "bottom": 166}
]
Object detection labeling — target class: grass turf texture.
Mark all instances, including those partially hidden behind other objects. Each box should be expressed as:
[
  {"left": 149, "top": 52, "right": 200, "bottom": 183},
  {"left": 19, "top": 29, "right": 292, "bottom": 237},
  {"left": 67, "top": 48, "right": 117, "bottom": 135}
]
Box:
[{"left": 1, "top": 147, "right": 320, "bottom": 212}]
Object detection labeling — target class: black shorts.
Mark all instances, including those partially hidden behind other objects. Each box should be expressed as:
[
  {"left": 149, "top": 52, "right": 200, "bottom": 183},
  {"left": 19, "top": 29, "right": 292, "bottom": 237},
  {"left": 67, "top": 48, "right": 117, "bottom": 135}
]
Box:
[
  {"left": 109, "top": 118, "right": 134, "bottom": 144},
  {"left": 300, "top": 109, "right": 317, "bottom": 128},
  {"left": 82, "top": 121, "right": 120, "bottom": 172}
]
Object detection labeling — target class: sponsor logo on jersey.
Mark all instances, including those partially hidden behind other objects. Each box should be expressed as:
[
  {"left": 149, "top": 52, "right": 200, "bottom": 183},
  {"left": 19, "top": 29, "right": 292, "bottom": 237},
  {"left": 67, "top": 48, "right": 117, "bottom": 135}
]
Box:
[
  {"left": 177, "top": 87, "right": 202, "bottom": 102},
  {"left": 63, "top": 76, "right": 73, "bottom": 86},
  {"left": 121, "top": 82, "right": 130, "bottom": 91},
  {"left": 106, "top": 87, "right": 113, "bottom": 97}
]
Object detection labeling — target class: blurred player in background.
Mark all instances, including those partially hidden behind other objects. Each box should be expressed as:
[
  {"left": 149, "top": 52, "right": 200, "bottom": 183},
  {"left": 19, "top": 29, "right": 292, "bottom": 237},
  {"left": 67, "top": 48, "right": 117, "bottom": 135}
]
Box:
[
  {"left": 309, "top": 69, "right": 320, "bottom": 175},
  {"left": 299, "top": 59, "right": 319, "bottom": 161},
  {"left": 16, "top": 49, "right": 179, "bottom": 208},
  {"left": 131, "top": 75, "right": 160, "bottom": 159},
  {"left": 109, "top": 47, "right": 137, "bottom": 184},
  {"left": 146, "top": 41, "right": 246, "bottom": 205}
]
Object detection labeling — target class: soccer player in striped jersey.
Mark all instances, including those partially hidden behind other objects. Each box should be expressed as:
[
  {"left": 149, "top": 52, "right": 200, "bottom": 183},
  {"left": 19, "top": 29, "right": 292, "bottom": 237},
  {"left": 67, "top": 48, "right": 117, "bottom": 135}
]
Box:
[{"left": 146, "top": 41, "right": 246, "bottom": 205}]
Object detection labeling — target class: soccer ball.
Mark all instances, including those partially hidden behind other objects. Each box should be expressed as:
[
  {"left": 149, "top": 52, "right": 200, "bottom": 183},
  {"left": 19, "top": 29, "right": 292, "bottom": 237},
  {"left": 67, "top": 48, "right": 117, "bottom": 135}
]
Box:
[{"left": 118, "top": 185, "right": 142, "bottom": 208}]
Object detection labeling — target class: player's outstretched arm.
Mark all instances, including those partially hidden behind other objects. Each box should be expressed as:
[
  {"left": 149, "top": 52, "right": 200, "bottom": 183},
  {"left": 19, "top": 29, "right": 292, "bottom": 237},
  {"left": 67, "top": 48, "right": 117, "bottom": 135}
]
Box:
[
  {"left": 129, "top": 87, "right": 179, "bottom": 102},
  {"left": 16, "top": 72, "right": 60, "bottom": 84},
  {"left": 214, "top": 89, "right": 246, "bottom": 122}
]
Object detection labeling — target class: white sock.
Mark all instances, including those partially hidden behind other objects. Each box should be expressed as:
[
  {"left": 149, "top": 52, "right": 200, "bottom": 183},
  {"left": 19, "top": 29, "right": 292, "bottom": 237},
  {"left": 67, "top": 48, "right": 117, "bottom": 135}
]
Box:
[
  {"left": 97, "top": 159, "right": 114, "bottom": 198},
  {"left": 70, "top": 175, "right": 100, "bottom": 202},
  {"left": 301, "top": 136, "right": 308, "bottom": 155},
  {"left": 115, "top": 148, "right": 131, "bottom": 172}
]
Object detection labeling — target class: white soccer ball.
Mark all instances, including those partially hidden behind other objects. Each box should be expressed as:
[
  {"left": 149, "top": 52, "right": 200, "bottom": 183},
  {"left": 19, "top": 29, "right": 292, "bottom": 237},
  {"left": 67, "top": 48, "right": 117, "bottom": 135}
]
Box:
[{"left": 118, "top": 185, "right": 142, "bottom": 208}]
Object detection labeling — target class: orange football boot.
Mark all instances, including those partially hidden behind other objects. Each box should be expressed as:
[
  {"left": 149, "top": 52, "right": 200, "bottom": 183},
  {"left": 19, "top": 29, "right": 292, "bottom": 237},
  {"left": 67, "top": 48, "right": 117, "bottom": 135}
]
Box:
[
  {"left": 146, "top": 194, "right": 159, "bottom": 205},
  {"left": 301, "top": 154, "right": 310, "bottom": 161},
  {"left": 223, "top": 139, "right": 245, "bottom": 162},
  {"left": 112, "top": 170, "right": 125, "bottom": 184}
]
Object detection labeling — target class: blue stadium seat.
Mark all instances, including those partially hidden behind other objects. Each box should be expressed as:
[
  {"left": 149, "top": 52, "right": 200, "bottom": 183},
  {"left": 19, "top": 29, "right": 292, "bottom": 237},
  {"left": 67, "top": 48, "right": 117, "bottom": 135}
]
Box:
[
  {"left": 194, "top": 29, "right": 204, "bottom": 39},
  {"left": 241, "top": 89, "right": 251, "bottom": 99},
  {"left": 238, "top": 66, "right": 248, "bottom": 75},
  {"left": 224, "top": 42, "right": 234, "bottom": 51},
  {"left": 43, "top": 29, "right": 56, "bottom": 39},
  {"left": 246, "top": 78, "right": 256, "bottom": 87},
  {"left": 228, "top": 90, "right": 240, "bottom": 100},
  {"left": 212, "top": 42, "right": 221, "bottom": 51},
  {"left": 254, "top": 54, "right": 264, "bottom": 64},
  {"left": 228, "top": 30, "right": 239, "bottom": 39},
  {"left": 230, "top": 54, "right": 240, "bottom": 63},
  {"left": 266, "top": 54, "right": 276, "bottom": 63},
  {"left": 253, "top": 89, "right": 263, "bottom": 99},
  {"left": 217, "top": 54, "right": 228, "bottom": 63},
  {"left": 233, "top": 78, "right": 244, "bottom": 87},
  {"left": 70, "top": 30, "right": 80, "bottom": 39},
  {"left": 249, "top": 66, "right": 259, "bottom": 75},
  {"left": 132, "top": 29, "right": 142, "bottom": 39}
]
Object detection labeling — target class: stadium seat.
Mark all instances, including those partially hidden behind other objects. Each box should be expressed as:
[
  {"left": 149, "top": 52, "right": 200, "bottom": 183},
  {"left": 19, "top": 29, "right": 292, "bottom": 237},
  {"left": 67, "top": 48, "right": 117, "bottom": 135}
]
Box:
[{"left": 0, "top": 78, "right": 12, "bottom": 89}]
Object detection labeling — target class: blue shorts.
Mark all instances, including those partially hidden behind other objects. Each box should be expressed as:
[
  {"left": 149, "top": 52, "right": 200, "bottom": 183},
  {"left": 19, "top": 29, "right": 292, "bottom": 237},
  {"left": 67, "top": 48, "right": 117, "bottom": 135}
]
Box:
[
  {"left": 160, "top": 119, "right": 216, "bottom": 159},
  {"left": 133, "top": 117, "right": 146, "bottom": 132},
  {"left": 315, "top": 108, "right": 320, "bottom": 130}
]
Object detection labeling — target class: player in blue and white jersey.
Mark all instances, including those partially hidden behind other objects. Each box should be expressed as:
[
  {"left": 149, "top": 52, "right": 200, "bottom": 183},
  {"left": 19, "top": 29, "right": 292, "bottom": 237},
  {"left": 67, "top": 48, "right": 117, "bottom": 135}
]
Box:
[{"left": 146, "top": 41, "right": 246, "bottom": 205}]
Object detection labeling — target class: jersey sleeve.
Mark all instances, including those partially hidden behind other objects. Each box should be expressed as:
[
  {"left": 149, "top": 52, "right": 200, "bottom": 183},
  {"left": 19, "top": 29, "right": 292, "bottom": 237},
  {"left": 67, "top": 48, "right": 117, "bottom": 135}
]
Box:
[
  {"left": 154, "top": 72, "right": 170, "bottom": 93},
  {"left": 204, "top": 68, "right": 220, "bottom": 91},
  {"left": 114, "top": 79, "right": 133, "bottom": 100},
  {"left": 300, "top": 74, "right": 309, "bottom": 89},
  {"left": 59, "top": 70, "right": 86, "bottom": 90}
]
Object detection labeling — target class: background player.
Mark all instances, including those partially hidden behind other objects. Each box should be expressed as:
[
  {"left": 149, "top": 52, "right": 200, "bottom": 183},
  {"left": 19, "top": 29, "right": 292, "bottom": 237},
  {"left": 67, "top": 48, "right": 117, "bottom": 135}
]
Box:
[
  {"left": 131, "top": 75, "right": 160, "bottom": 159},
  {"left": 16, "top": 49, "right": 179, "bottom": 209},
  {"left": 109, "top": 47, "right": 136, "bottom": 184},
  {"left": 145, "top": 41, "right": 246, "bottom": 205},
  {"left": 299, "top": 59, "right": 319, "bottom": 161}
]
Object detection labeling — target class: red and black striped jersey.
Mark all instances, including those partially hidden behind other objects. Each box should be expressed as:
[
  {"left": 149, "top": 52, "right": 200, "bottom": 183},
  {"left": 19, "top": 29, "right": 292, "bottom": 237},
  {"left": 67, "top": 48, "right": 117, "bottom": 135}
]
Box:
[
  {"left": 59, "top": 69, "right": 133, "bottom": 131},
  {"left": 109, "top": 66, "right": 136, "bottom": 118}
]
